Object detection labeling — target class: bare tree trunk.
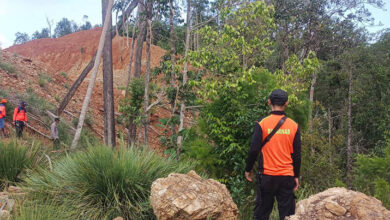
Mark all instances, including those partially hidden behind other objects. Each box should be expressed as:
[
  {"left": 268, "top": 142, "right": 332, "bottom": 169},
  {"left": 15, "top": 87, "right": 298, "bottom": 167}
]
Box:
[
  {"left": 308, "top": 72, "right": 317, "bottom": 131},
  {"left": 169, "top": 0, "right": 177, "bottom": 142},
  {"left": 128, "top": 0, "right": 147, "bottom": 146},
  {"left": 346, "top": 67, "right": 353, "bottom": 187},
  {"left": 71, "top": 0, "right": 114, "bottom": 149},
  {"left": 144, "top": 0, "right": 153, "bottom": 146},
  {"left": 281, "top": 23, "right": 289, "bottom": 73},
  {"left": 328, "top": 107, "right": 332, "bottom": 164},
  {"left": 102, "top": 0, "right": 116, "bottom": 147},
  {"left": 56, "top": 0, "right": 139, "bottom": 116},
  {"left": 125, "top": 13, "right": 139, "bottom": 97},
  {"left": 177, "top": 0, "right": 191, "bottom": 160}
]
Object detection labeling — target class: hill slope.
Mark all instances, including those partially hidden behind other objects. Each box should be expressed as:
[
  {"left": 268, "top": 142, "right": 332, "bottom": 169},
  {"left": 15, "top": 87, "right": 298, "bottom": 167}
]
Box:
[
  {"left": 1, "top": 29, "right": 174, "bottom": 149},
  {"left": 6, "top": 27, "right": 166, "bottom": 86}
]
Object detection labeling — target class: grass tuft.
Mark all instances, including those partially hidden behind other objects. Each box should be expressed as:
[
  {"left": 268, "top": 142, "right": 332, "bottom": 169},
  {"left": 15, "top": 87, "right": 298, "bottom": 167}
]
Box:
[{"left": 23, "top": 145, "right": 195, "bottom": 219}]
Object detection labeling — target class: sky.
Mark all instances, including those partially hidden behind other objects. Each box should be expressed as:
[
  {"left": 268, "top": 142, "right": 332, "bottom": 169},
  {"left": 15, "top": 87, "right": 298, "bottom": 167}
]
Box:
[
  {"left": 0, "top": 0, "right": 102, "bottom": 48},
  {"left": 1, "top": 0, "right": 390, "bottom": 49}
]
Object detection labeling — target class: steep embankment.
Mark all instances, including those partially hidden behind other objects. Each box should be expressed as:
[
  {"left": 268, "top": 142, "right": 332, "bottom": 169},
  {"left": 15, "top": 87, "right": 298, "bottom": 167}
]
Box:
[
  {"left": 1, "top": 28, "right": 173, "bottom": 149},
  {"left": 6, "top": 27, "right": 166, "bottom": 86}
]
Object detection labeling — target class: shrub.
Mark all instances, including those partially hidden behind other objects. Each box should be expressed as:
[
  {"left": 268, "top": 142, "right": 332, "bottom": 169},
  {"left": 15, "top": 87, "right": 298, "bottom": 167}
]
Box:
[
  {"left": 0, "top": 61, "right": 16, "bottom": 73},
  {"left": 23, "top": 145, "right": 195, "bottom": 219},
  {"left": 354, "top": 140, "right": 390, "bottom": 208},
  {"left": 60, "top": 71, "right": 67, "bottom": 79},
  {"left": 38, "top": 73, "right": 52, "bottom": 88},
  {"left": 0, "top": 140, "right": 40, "bottom": 189}
]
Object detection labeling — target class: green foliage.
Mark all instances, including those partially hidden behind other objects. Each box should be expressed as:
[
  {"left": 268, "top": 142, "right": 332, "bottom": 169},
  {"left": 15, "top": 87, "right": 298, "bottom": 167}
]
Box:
[
  {"left": 183, "top": 1, "right": 317, "bottom": 206},
  {"left": 19, "top": 87, "right": 55, "bottom": 114},
  {"left": 354, "top": 140, "right": 390, "bottom": 208},
  {"left": 23, "top": 145, "right": 195, "bottom": 219},
  {"left": 14, "top": 32, "right": 30, "bottom": 45},
  {"left": 38, "top": 72, "right": 52, "bottom": 88},
  {"left": 14, "top": 202, "right": 69, "bottom": 220},
  {"left": 32, "top": 28, "right": 50, "bottom": 40},
  {"left": 301, "top": 122, "right": 344, "bottom": 192},
  {"left": 60, "top": 71, "right": 67, "bottom": 78},
  {"left": 54, "top": 18, "right": 78, "bottom": 38},
  {"left": 119, "top": 78, "right": 145, "bottom": 125},
  {"left": 0, "top": 61, "right": 16, "bottom": 74},
  {"left": 374, "top": 178, "right": 390, "bottom": 209},
  {"left": 0, "top": 140, "right": 40, "bottom": 189}
]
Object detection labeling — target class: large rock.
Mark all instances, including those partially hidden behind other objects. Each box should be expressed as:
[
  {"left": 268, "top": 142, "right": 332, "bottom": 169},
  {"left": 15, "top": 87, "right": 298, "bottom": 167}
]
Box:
[
  {"left": 150, "top": 170, "right": 238, "bottom": 220},
  {"left": 287, "top": 187, "right": 390, "bottom": 220}
]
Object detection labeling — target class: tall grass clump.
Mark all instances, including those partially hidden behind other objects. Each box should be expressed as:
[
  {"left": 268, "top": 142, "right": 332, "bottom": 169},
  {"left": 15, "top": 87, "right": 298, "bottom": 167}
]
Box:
[
  {"left": 14, "top": 201, "right": 70, "bottom": 220},
  {"left": 24, "top": 145, "right": 195, "bottom": 219},
  {"left": 0, "top": 140, "right": 41, "bottom": 188}
]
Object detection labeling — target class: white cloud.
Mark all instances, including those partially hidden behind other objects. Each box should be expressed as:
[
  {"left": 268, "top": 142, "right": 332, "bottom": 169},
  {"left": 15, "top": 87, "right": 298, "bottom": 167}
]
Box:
[{"left": 0, "top": 33, "right": 12, "bottom": 49}]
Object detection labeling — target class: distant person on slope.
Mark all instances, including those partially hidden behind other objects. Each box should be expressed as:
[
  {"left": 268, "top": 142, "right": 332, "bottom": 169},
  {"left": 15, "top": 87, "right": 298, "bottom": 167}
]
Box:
[
  {"left": 0, "top": 99, "right": 7, "bottom": 138},
  {"left": 245, "top": 89, "right": 301, "bottom": 220},
  {"left": 13, "top": 101, "right": 28, "bottom": 138},
  {"left": 51, "top": 117, "right": 60, "bottom": 149}
]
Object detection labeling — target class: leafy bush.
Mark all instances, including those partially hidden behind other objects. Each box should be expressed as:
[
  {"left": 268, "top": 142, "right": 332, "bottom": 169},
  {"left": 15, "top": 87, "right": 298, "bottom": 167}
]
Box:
[
  {"left": 60, "top": 71, "right": 67, "bottom": 79},
  {"left": 354, "top": 140, "right": 390, "bottom": 208},
  {"left": 0, "top": 140, "right": 40, "bottom": 188},
  {"left": 24, "top": 145, "right": 195, "bottom": 219},
  {"left": 0, "top": 61, "right": 16, "bottom": 73}
]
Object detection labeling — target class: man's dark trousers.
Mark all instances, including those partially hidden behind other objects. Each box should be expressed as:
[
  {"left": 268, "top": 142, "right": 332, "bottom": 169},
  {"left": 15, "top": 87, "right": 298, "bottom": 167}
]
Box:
[
  {"left": 15, "top": 121, "right": 24, "bottom": 138},
  {"left": 254, "top": 174, "right": 296, "bottom": 220}
]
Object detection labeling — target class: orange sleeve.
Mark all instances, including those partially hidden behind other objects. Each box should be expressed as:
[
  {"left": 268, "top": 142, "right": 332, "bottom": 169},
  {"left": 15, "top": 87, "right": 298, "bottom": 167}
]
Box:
[
  {"left": 24, "top": 111, "right": 27, "bottom": 122},
  {"left": 13, "top": 108, "right": 17, "bottom": 121}
]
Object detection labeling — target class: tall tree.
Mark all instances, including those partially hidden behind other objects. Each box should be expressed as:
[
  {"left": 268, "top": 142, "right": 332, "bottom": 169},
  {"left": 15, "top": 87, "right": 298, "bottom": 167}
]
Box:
[
  {"left": 346, "top": 58, "right": 354, "bottom": 187},
  {"left": 128, "top": 0, "right": 147, "bottom": 145},
  {"left": 54, "top": 18, "right": 75, "bottom": 38},
  {"left": 72, "top": 0, "right": 114, "bottom": 149},
  {"left": 32, "top": 28, "right": 50, "bottom": 40},
  {"left": 177, "top": 0, "right": 191, "bottom": 159},
  {"left": 168, "top": 0, "right": 177, "bottom": 143},
  {"left": 56, "top": 0, "right": 139, "bottom": 116},
  {"left": 102, "top": 0, "right": 116, "bottom": 147},
  {"left": 144, "top": 0, "right": 154, "bottom": 145},
  {"left": 13, "top": 32, "right": 30, "bottom": 45}
]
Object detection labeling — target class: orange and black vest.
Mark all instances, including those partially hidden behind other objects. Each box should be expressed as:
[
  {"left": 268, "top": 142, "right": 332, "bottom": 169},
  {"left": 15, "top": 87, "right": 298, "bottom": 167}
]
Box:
[
  {"left": 259, "top": 114, "right": 298, "bottom": 176},
  {"left": 0, "top": 104, "right": 5, "bottom": 119},
  {"left": 13, "top": 106, "right": 27, "bottom": 122},
  {"left": 245, "top": 111, "right": 301, "bottom": 177}
]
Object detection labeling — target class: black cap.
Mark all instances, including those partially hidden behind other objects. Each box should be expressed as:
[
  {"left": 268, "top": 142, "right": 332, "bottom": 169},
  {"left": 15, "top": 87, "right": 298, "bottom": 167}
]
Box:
[
  {"left": 269, "top": 89, "right": 288, "bottom": 106},
  {"left": 20, "top": 101, "right": 27, "bottom": 107},
  {"left": 55, "top": 117, "right": 60, "bottom": 121}
]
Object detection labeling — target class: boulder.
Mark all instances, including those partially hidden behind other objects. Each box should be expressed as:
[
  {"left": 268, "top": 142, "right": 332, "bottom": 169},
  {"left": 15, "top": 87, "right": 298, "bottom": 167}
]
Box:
[
  {"left": 287, "top": 187, "right": 390, "bottom": 220},
  {"left": 150, "top": 170, "right": 238, "bottom": 220}
]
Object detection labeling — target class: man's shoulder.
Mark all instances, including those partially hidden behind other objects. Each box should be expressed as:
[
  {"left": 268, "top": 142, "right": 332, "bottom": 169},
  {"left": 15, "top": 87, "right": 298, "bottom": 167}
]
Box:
[{"left": 286, "top": 117, "right": 298, "bottom": 127}]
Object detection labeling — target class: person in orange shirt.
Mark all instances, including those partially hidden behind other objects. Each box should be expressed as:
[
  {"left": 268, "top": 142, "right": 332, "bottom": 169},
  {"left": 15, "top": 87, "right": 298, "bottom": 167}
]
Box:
[
  {"left": 0, "top": 99, "right": 7, "bottom": 138},
  {"left": 13, "top": 101, "right": 28, "bottom": 138},
  {"left": 245, "top": 89, "right": 301, "bottom": 220}
]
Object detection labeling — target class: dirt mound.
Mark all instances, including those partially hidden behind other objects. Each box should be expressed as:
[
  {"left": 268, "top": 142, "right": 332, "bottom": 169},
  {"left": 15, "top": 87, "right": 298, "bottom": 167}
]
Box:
[
  {"left": 287, "top": 187, "right": 390, "bottom": 220},
  {"left": 0, "top": 49, "right": 169, "bottom": 150},
  {"left": 6, "top": 27, "right": 166, "bottom": 86}
]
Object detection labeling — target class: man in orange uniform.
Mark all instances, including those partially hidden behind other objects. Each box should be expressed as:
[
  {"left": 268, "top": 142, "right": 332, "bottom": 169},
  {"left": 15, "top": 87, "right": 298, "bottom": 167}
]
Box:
[
  {"left": 245, "top": 89, "right": 301, "bottom": 220},
  {"left": 13, "top": 101, "right": 28, "bottom": 138},
  {"left": 0, "top": 99, "right": 7, "bottom": 138}
]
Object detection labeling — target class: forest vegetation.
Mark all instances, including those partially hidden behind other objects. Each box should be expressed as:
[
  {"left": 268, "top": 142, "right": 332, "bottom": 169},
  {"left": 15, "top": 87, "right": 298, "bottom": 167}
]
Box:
[{"left": 0, "top": 0, "right": 389, "bottom": 219}]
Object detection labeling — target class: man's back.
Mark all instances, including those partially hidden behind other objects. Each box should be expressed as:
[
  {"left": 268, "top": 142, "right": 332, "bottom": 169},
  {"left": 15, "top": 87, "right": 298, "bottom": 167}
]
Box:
[{"left": 259, "top": 114, "right": 298, "bottom": 176}]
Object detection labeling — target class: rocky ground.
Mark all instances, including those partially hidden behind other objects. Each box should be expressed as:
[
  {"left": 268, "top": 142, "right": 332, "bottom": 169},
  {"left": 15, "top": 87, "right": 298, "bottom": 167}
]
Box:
[{"left": 287, "top": 187, "right": 390, "bottom": 220}]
